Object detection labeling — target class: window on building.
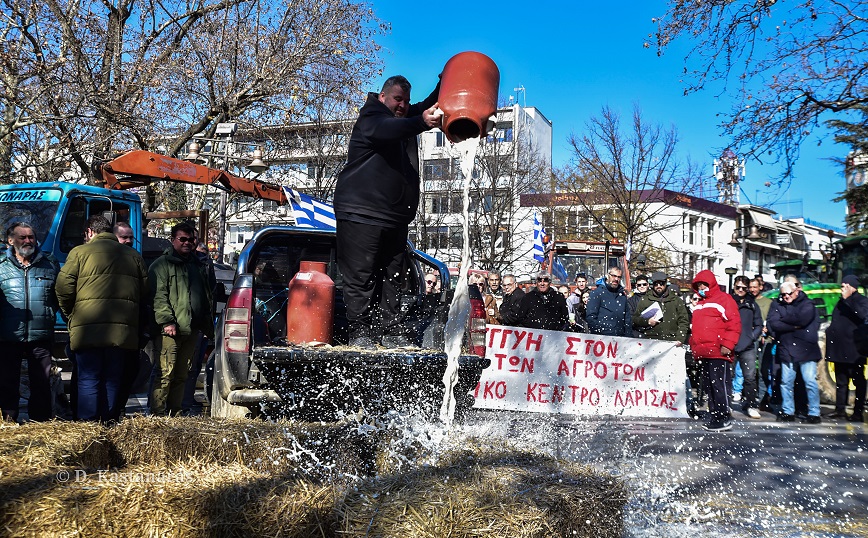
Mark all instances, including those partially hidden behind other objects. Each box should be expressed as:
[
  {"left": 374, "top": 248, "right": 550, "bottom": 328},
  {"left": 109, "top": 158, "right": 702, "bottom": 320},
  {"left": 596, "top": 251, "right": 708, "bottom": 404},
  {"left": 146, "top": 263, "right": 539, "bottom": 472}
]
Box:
[
  {"left": 423, "top": 159, "right": 449, "bottom": 180},
  {"left": 688, "top": 217, "right": 698, "bottom": 245},
  {"left": 435, "top": 132, "right": 445, "bottom": 147},
  {"left": 706, "top": 221, "right": 715, "bottom": 248},
  {"left": 263, "top": 200, "right": 278, "bottom": 212}
]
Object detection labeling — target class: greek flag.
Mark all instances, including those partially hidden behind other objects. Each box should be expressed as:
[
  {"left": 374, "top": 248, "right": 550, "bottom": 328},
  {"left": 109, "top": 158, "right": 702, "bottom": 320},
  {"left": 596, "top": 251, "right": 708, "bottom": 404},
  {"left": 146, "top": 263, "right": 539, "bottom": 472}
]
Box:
[
  {"left": 532, "top": 212, "right": 546, "bottom": 263},
  {"left": 282, "top": 187, "right": 336, "bottom": 229},
  {"left": 551, "top": 256, "right": 569, "bottom": 283}
]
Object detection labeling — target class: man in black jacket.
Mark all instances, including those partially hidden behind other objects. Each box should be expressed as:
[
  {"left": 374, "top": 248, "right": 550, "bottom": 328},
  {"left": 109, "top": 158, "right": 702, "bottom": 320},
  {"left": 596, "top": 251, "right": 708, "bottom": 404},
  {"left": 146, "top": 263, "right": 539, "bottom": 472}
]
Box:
[
  {"left": 498, "top": 274, "right": 525, "bottom": 326},
  {"left": 824, "top": 275, "right": 868, "bottom": 422},
  {"left": 516, "top": 272, "right": 569, "bottom": 331},
  {"left": 333, "top": 75, "right": 441, "bottom": 348}
]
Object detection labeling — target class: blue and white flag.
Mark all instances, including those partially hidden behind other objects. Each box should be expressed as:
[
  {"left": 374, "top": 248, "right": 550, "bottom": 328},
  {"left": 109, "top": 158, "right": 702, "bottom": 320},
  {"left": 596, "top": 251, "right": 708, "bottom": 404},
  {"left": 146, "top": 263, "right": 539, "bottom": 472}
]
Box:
[
  {"left": 551, "top": 256, "right": 569, "bottom": 283},
  {"left": 532, "top": 212, "right": 546, "bottom": 263},
  {"left": 282, "top": 187, "right": 336, "bottom": 229}
]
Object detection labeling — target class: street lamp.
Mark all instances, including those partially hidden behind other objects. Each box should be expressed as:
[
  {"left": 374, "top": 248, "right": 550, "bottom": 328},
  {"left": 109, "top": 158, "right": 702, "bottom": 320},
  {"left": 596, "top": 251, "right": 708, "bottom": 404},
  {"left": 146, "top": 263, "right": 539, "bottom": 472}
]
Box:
[
  {"left": 183, "top": 124, "right": 269, "bottom": 262},
  {"left": 729, "top": 224, "right": 768, "bottom": 273},
  {"left": 724, "top": 266, "right": 738, "bottom": 293}
]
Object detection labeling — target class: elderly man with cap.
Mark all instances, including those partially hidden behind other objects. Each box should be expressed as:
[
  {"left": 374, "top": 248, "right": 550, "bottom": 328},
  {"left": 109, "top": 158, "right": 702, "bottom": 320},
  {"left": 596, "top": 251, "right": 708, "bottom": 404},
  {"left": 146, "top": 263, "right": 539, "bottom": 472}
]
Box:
[
  {"left": 766, "top": 280, "right": 822, "bottom": 423},
  {"left": 516, "top": 271, "right": 569, "bottom": 330},
  {"left": 824, "top": 275, "right": 868, "bottom": 422},
  {"left": 632, "top": 271, "right": 689, "bottom": 345}
]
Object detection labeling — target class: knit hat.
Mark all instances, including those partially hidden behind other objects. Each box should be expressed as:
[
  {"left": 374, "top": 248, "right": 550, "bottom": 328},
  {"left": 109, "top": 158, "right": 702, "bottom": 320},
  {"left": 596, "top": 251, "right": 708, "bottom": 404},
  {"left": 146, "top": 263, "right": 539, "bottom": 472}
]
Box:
[
  {"left": 843, "top": 275, "right": 860, "bottom": 288},
  {"left": 651, "top": 271, "right": 668, "bottom": 284}
]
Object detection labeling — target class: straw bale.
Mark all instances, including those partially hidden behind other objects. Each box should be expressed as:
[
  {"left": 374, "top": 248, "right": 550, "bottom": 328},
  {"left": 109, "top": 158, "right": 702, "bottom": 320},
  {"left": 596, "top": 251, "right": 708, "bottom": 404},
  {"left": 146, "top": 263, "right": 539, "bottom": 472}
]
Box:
[
  {"left": 2, "top": 460, "right": 338, "bottom": 538},
  {"left": 338, "top": 445, "right": 627, "bottom": 538},
  {"left": 0, "top": 419, "right": 626, "bottom": 537},
  {"left": 107, "top": 416, "right": 382, "bottom": 483}
]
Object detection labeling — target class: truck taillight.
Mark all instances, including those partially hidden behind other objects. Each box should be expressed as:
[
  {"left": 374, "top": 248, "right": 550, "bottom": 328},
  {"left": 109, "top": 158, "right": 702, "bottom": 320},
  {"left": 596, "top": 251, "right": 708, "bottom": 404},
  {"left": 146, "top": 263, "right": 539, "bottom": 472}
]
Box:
[
  {"left": 468, "top": 296, "right": 486, "bottom": 357},
  {"left": 224, "top": 287, "right": 253, "bottom": 353}
]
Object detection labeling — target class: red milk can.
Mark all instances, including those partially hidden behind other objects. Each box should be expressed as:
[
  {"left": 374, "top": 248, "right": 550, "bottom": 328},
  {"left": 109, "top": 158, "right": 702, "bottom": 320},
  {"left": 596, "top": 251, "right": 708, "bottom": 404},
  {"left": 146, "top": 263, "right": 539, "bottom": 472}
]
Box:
[
  {"left": 439, "top": 51, "right": 500, "bottom": 143},
  {"left": 286, "top": 261, "right": 334, "bottom": 344}
]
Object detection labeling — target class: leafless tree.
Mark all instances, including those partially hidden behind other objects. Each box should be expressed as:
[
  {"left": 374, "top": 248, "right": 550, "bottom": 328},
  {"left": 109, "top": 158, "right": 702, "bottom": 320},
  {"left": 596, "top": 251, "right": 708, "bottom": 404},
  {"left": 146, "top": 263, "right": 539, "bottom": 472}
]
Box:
[
  {"left": 556, "top": 104, "right": 703, "bottom": 268},
  {"left": 414, "top": 122, "right": 551, "bottom": 272},
  {"left": 0, "top": 0, "right": 385, "bottom": 188},
  {"left": 652, "top": 0, "right": 868, "bottom": 180}
]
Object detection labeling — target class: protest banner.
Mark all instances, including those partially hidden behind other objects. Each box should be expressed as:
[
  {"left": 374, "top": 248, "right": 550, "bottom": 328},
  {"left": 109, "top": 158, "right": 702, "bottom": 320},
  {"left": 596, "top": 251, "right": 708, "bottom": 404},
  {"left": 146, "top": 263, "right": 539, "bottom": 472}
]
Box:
[{"left": 471, "top": 325, "right": 689, "bottom": 418}]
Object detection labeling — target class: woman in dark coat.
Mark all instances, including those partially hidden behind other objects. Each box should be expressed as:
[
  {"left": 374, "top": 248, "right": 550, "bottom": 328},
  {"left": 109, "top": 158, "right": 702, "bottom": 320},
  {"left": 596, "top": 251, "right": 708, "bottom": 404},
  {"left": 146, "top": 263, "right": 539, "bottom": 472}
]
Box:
[{"left": 824, "top": 275, "right": 868, "bottom": 422}]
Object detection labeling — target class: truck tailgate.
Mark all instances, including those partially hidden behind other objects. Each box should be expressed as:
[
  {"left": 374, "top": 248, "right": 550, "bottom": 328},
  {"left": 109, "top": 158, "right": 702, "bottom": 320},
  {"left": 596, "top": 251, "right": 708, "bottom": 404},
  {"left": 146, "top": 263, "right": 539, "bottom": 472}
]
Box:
[{"left": 251, "top": 346, "right": 490, "bottom": 419}]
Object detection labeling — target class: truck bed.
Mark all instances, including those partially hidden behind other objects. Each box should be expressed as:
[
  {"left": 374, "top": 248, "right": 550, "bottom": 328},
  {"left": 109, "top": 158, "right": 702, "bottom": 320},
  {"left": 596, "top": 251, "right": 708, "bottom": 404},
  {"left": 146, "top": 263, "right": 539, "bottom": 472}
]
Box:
[{"left": 249, "top": 344, "right": 490, "bottom": 419}]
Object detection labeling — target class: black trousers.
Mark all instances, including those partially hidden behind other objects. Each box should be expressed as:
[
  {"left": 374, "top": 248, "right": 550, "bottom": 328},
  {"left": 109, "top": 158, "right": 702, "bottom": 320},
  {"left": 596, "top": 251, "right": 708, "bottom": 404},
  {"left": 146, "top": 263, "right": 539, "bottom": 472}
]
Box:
[
  {"left": 832, "top": 362, "right": 867, "bottom": 413},
  {"left": 702, "top": 359, "right": 731, "bottom": 421},
  {"left": 336, "top": 219, "right": 410, "bottom": 339},
  {"left": 0, "top": 342, "right": 53, "bottom": 422}
]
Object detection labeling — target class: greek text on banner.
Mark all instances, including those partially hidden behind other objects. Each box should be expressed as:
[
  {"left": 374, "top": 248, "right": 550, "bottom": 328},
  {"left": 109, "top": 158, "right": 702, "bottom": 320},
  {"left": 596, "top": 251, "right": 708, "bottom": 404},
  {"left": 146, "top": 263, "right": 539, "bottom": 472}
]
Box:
[{"left": 471, "top": 325, "right": 689, "bottom": 418}]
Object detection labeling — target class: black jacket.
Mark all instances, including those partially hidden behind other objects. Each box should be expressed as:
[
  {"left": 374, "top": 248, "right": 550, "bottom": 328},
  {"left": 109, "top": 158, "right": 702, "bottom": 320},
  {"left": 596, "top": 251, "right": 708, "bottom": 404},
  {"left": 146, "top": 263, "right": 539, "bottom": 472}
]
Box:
[
  {"left": 732, "top": 293, "right": 763, "bottom": 353},
  {"left": 767, "top": 291, "right": 822, "bottom": 364},
  {"left": 499, "top": 288, "right": 525, "bottom": 326},
  {"left": 334, "top": 85, "right": 439, "bottom": 226},
  {"left": 825, "top": 291, "right": 868, "bottom": 365},
  {"left": 517, "top": 287, "right": 569, "bottom": 331}
]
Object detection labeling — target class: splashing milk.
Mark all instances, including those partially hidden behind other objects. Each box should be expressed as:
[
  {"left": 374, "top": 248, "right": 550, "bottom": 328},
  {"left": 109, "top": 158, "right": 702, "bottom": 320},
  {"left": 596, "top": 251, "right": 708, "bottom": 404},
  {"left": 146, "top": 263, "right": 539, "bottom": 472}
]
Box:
[{"left": 439, "top": 137, "right": 480, "bottom": 426}]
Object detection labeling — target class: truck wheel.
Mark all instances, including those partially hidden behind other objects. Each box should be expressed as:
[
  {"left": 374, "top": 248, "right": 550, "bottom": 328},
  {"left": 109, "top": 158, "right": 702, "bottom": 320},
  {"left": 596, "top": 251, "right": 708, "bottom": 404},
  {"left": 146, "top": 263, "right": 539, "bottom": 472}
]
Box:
[{"left": 210, "top": 364, "right": 250, "bottom": 419}]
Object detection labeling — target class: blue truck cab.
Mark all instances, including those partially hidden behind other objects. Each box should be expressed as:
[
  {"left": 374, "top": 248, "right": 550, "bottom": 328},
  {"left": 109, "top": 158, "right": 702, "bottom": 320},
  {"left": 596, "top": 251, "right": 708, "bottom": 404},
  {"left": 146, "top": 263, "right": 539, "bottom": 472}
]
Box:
[
  {"left": 0, "top": 182, "right": 145, "bottom": 357},
  {"left": 0, "top": 182, "right": 144, "bottom": 263}
]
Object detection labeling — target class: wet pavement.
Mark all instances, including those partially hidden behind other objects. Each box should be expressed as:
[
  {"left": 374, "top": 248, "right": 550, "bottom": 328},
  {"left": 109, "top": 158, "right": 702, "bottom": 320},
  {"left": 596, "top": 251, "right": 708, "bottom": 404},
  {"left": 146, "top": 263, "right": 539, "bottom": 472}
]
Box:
[{"left": 459, "top": 408, "right": 868, "bottom": 537}]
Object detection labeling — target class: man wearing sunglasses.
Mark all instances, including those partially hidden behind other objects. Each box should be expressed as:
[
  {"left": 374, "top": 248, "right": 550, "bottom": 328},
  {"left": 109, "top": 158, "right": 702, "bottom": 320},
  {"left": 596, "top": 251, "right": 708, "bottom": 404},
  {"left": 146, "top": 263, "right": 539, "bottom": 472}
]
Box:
[
  {"left": 516, "top": 272, "right": 569, "bottom": 330},
  {"left": 631, "top": 272, "right": 689, "bottom": 345},
  {"left": 148, "top": 222, "right": 216, "bottom": 416},
  {"left": 586, "top": 268, "right": 631, "bottom": 337},
  {"left": 626, "top": 275, "right": 650, "bottom": 337},
  {"left": 766, "top": 281, "right": 822, "bottom": 424},
  {"left": 729, "top": 275, "right": 764, "bottom": 419}
]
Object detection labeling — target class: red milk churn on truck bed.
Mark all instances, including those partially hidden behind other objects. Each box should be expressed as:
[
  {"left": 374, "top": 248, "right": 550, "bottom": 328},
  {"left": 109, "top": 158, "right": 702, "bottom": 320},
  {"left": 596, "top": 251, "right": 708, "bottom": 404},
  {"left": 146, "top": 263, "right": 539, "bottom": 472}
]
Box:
[
  {"left": 286, "top": 261, "right": 334, "bottom": 345},
  {"left": 439, "top": 51, "right": 500, "bottom": 143}
]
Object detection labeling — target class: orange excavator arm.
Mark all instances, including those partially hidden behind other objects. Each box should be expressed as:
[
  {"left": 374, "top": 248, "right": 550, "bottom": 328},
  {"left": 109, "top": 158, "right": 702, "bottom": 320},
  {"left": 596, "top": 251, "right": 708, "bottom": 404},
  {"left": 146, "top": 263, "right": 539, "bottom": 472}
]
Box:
[{"left": 93, "top": 150, "right": 287, "bottom": 204}]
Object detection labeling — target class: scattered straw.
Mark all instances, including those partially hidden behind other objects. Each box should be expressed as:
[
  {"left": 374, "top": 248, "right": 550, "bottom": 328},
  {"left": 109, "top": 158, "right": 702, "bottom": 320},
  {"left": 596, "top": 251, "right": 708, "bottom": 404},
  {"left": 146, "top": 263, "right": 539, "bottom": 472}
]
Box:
[{"left": 0, "top": 417, "right": 626, "bottom": 537}]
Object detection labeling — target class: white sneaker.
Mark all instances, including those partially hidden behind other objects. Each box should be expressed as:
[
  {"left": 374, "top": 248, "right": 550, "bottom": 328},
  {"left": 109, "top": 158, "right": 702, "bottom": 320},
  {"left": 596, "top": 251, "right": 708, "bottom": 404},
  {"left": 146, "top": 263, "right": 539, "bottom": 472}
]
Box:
[
  {"left": 732, "top": 393, "right": 742, "bottom": 403},
  {"left": 746, "top": 408, "right": 761, "bottom": 419}
]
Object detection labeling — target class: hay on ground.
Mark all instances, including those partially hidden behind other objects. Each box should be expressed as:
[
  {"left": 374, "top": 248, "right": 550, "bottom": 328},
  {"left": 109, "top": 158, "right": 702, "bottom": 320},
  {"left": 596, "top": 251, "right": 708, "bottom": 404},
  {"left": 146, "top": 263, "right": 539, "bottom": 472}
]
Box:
[
  {"left": 339, "top": 447, "right": 627, "bottom": 538},
  {"left": 0, "top": 418, "right": 627, "bottom": 538}
]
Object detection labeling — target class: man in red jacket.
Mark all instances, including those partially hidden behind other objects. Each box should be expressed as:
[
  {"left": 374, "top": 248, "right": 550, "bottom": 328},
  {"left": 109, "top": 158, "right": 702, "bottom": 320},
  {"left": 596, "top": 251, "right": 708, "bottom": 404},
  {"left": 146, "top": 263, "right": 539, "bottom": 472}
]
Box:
[{"left": 689, "top": 270, "right": 742, "bottom": 431}]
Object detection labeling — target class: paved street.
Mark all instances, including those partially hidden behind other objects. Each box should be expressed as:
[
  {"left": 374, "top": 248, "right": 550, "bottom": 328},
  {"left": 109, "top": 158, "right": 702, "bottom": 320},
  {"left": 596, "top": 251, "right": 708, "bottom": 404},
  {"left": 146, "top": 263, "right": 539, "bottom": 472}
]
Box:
[{"left": 459, "top": 408, "right": 868, "bottom": 537}]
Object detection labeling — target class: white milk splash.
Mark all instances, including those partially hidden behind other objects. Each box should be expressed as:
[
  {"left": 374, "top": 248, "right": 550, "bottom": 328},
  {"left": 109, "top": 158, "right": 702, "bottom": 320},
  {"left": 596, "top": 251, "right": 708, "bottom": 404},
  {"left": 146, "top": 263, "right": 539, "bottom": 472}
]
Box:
[{"left": 439, "top": 137, "right": 480, "bottom": 426}]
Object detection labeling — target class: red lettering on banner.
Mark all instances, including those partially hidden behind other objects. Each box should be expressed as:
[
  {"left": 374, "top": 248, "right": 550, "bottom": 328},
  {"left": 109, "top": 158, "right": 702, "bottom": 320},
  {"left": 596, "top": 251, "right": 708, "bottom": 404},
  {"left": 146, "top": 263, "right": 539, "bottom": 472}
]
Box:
[
  {"left": 565, "top": 337, "right": 582, "bottom": 355},
  {"left": 494, "top": 353, "right": 507, "bottom": 370},
  {"left": 473, "top": 380, "right": 508, "bottom": 400},
  {"left": 613, "top": 389, "right": 678, "bottom": 410},
  {"left": 607, "top": 342, "right": 618, "bottom": 358},
  {"left": 526, "top": 383, "right": 550, "bottom": 402},
  {"left": 552, "top": 385, "right": 564, "bottom": 403},
  {"left": 512, "top": 330, "right": 527, "bottom": 349},
  {"left": 507, "top": 355, "right": 535, "bottom": 373},
  {"left": 610, "top": 363, "right": 645, "bottom": 381},
  {"left": 593, "top": 340, "right": 606, "bottom": 357},
  {"left": 526, "top": 332, "right": 543, "bottom": 351},
  {"left": 583, "top": 360, "right": 608, "bottom": 379},
  {"left": 567, "top": 385, "right": 601, "bottom": 405}
]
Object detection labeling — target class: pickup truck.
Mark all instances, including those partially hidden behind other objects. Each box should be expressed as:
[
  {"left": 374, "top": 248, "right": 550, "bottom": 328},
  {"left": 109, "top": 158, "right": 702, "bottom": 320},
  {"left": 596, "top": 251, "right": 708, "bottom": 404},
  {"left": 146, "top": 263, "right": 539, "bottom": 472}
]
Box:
[{"left": 208, "top": 226, "right": 490, "bottom": 420}]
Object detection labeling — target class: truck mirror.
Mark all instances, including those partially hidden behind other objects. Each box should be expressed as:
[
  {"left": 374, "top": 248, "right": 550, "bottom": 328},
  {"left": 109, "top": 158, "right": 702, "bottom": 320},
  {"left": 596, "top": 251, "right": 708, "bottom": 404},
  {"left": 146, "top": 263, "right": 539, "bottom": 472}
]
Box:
[{"left": 101, "top": 210, "right": 117, "bottom": 227}]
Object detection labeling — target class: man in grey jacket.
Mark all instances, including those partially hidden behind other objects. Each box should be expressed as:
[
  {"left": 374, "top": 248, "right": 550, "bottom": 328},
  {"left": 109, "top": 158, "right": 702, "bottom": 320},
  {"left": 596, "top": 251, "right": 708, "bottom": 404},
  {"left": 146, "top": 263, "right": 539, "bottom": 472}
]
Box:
[{"left": 0, "top": 222, "right": 60, "bottom": 422}]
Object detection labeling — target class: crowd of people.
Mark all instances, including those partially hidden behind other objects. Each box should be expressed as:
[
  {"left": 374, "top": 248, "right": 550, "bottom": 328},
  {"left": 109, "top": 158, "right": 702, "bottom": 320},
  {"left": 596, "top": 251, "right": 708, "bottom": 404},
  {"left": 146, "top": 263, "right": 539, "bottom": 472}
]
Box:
[
  {"left": 0, "top": 218, "right": 216, "bottom": 423},
  {"left": 460, "top": 266, "right": 867, "bottom": 432}
]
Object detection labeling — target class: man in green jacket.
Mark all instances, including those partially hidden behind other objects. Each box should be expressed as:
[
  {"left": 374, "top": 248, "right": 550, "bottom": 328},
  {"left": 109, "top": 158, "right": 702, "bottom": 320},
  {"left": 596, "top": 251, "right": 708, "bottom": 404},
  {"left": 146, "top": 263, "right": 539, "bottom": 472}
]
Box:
[
  {"left": 149, "top": 222, "right": 214, "bottom": 416},
  {"left": 56, "top": 216, "right": 148, "bottom": 422},
  {"left": 632, "top": 271, "right": 690, "bottom": 345}
]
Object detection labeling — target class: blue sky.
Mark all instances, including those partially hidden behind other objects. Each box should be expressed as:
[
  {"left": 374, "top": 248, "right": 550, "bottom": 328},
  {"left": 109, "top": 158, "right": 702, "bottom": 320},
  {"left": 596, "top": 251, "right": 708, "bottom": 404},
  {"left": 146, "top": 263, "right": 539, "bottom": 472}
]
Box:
[{"left": 367, "top": 0, "right": 847, "bottom": 229}]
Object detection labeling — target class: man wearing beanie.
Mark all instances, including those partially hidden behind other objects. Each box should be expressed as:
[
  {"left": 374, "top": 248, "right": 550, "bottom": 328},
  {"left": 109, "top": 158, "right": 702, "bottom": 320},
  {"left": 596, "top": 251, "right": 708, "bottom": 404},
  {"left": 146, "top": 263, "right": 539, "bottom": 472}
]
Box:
[{"left": 824, "top": 275, "right": 868, "bottom": 422}]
